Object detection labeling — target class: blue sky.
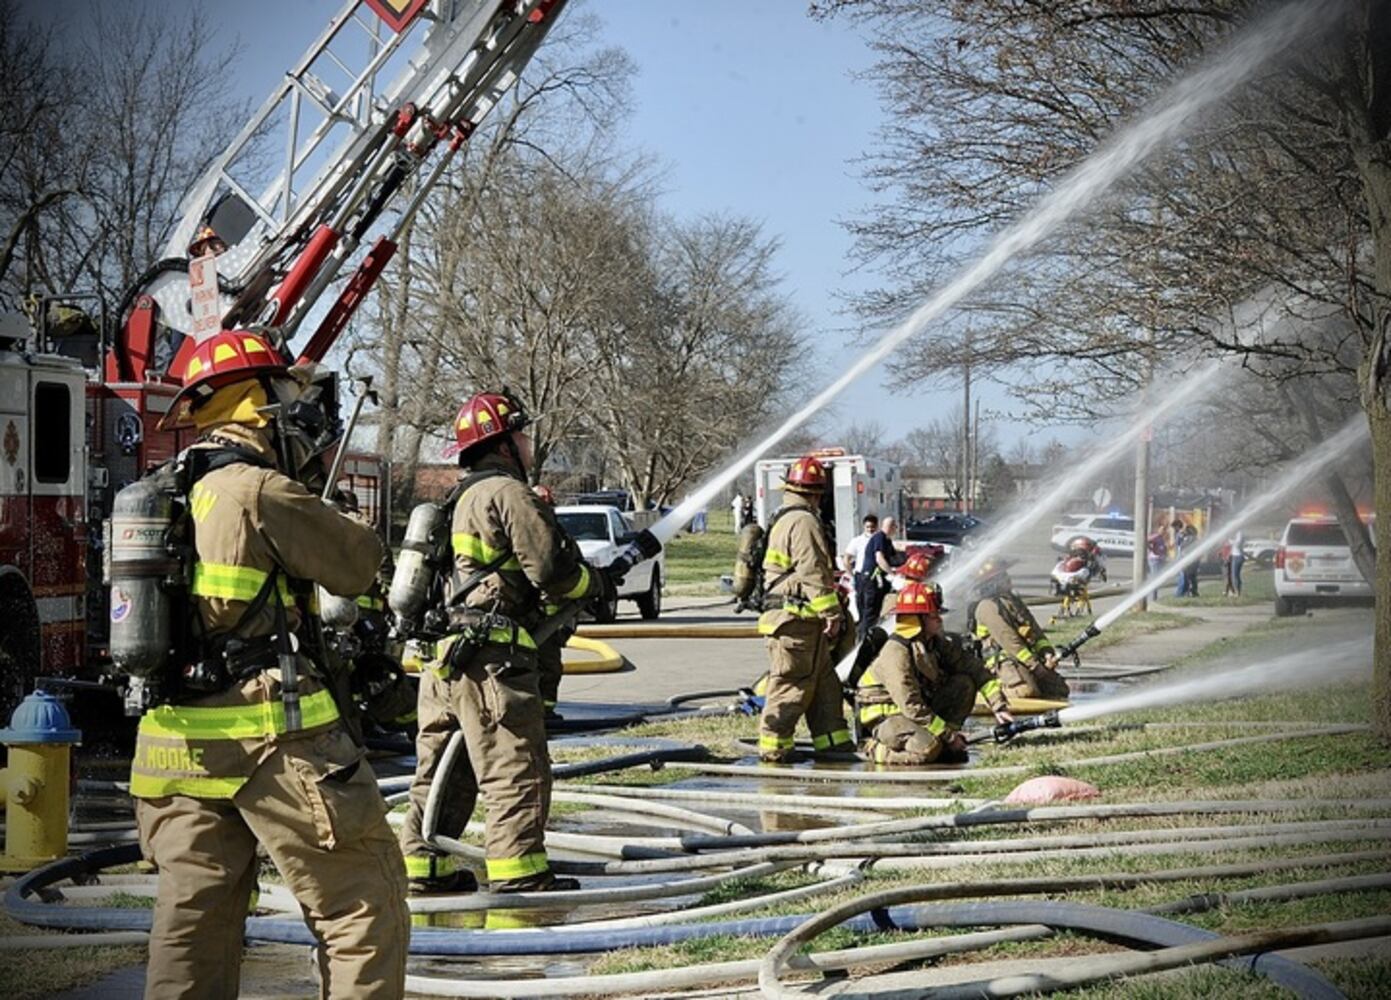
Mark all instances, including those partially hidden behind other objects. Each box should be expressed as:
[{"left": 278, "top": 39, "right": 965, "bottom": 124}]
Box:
[{"left": 29, "top": 0, "right": 1073, "bottom": 452}]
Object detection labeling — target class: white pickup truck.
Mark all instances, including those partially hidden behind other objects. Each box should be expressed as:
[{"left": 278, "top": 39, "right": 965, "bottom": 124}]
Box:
[{"left": 554, "top": 505, "right": 665, "bottom": 622}]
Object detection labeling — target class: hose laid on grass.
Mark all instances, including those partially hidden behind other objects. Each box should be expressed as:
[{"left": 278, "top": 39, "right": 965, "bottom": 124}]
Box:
[
  {"left": 1149, "top": 871, "right": 1391, "bottom": 915},
  {"left": 568, "top": 783, "right": 983, "bottom": 814},
  {"left": 669, "top": 726, "right": 1370, "bottom": 783},
  {"left": 0, "top": 931, "right": 149, "bottom": 950},
  {"left": 757, "top": 892, "right": 1356, "bottom": 1000},
  {"left": 551, "top": 789, "right": 754, "bottom": 837},
  {"left": 7, "top": 843, "right": 1383, "bottom": 966}
]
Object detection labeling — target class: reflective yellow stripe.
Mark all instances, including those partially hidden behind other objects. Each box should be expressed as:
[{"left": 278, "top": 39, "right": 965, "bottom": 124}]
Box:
[
  {"left": 764, "top": 549, "right": 792, "bottom": 570},
  {"left": 759, "top": 733, "right": 795, "bottom": 750},
  {"left": 129, "top": 772, "right": 247, "bottom": 799},
  {"left": 451, "top": 532, "right": 523, "bottom": 571},
  {"left": 926, "top": 715, "right": 947, "bottom": 736},
  {"left": 137, "top": 689, "right": 339, "bottom": 741},
  {"left": 404, "top": 854, "right": 457, "bottom": 879},
  {"left": 1016, "top": 646, "right": 1035, "bottom": 664},
  {"left": 782, "top": 601, "right": 819, "bottom": 619},
  {"left": 974, "top": 623, "right": 991, "bottom": 638},
  {"left": 486, "top": 853, "right": 549, "bottom": 881},
  {"left": 859, "top": 668, "right": 878, "bottom": 687},
  {"left": 858, "top": 702, "right": 900, "bottom": 723},
  {"left": 191, "top": 562, "right": 292, "bottom": 603},
  {"left": 812, "top": 728, "right": 851, "bottom": 749},
  {"left": 981, "top": 678, "right": 1003, "bottom": 702},
  {"left": 807, "top": 593, "right": 839, "bottom": 613},
  {"left": 757, "top": 612, "right": 780, "bottom": 635},
  {"left": 562, "top": 565, "right": 592, "bottom": 600},
  {"left": 355, "top": 594, "right": 384, "bottom": 610}
]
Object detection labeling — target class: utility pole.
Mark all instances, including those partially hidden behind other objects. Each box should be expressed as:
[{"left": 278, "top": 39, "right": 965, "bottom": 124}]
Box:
[
  {"left": 961, "top": 355, "right": 972, "bottom": 514},
  {"left": 971, "top": 398, "right": 981, "bottom": 512}
]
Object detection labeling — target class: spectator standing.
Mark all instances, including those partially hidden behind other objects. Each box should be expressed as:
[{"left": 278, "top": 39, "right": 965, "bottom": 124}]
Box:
[
  {"left": 1171, "top": 519, "right": 1190, "bottom": 597},
  {"left": 858, "top": 516, "right": 901, "bottom": 641},
  {"left": 1180, "top": 524, "right": 1201, "bottom": 597},
  {"left": 846, "top": 515, "right": 878, "bottom": 627},
  {"left": 1146, "top": 530, "right": 1166, "bottom": 581},
  {"left": 1228, "top": 528, "right": 1245, "bottom": 596},
  {"left": 732, "top": 493, "right": 747, "bottom": 532}
]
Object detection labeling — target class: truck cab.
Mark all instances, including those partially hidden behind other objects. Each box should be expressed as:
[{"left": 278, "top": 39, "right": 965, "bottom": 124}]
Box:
[
  {"left": 0, "top": 324, "right": 89, "bottom": 718},
  {"left": 554, "top": 504, "right": 665, "bottom": 622}
]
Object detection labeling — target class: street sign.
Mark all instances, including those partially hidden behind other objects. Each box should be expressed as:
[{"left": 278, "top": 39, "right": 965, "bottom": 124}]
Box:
[{"left": 188, "top": 253, "right": 222, "bottom": 342}]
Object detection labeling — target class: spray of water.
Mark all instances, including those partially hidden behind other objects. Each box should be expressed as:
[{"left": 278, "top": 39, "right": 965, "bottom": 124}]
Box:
[
  {"left": 1090, "top": 416, "right": 1369, "bottom": 632},
  {"left": 1059, "top": 637, "right": 1371, "bottom": 724},
  {"left": 650, "top": 0, "right": 1330, "bottom": 548},
  {"left": 932, "top": 362, "right": 1224, "bottom": 601}
]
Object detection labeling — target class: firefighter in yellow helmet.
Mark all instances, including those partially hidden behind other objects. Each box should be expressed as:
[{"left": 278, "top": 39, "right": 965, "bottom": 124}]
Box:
[
  {"left": 756, "top": 455, "right": 853, "bottom": 762},
  {"left": 856, "top": 583, "right": 1012, "bottom": 765},
  {"left": 134, "top": 331, "right": 408, "bottom": 999},
  {"left": 970, "top": 558, "right": 1071, "bottom": 700},
  {"left": 398, "top": 392, "right": 611, "bottom": 893}
]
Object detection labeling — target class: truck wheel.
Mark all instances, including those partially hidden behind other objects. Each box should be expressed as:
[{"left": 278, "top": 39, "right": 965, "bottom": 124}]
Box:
[
  {"left": 0, "top": 570, "right": 42, "bottom": 724},
  {"left": 1273, "top": 595, "right": 1295, "bottom": 618},
  {"left": 637, "top": 571, "right": 663, "bottom": 620}
]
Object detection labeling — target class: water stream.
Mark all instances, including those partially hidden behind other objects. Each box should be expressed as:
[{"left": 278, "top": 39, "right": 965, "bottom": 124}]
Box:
[
  {"left": 1058, "top": 637, "right": 1372, "bottom": 724},
  {"left": 649, "top": 0, "right": 1330, "bottom": 549}
]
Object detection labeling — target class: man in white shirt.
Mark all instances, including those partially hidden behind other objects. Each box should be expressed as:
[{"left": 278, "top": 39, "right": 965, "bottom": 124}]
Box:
[{"left": 842, "top": 515, "right": 878, "bottom": 622}]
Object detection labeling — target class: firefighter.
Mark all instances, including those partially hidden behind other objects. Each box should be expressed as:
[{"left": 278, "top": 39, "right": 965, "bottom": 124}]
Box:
[
  {"left": 398, "top": 392, "right": 612, "bottom": 893},
  {"left": 970, "top": 558, "right": 1071, "bottom": 700},
  {"left": 134, "top": 330, "right": 408, "bottom": 1000},
  {"left": 879, "top": 545, "right": 945, "bottom": 619},
  {"left": 756, "top": 455, "right": 853, "bottom": 763},
  {"left": 857, "top": 583, "right": 1013, "bottom": 765}
]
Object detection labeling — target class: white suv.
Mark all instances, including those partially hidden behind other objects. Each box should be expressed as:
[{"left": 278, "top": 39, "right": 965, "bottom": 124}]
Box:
[
  {"left": 1273, "top": 515, "right": 1375, "bottom": 616},
  {"left": 1049, "top": 513, "right": 1135, "bottom": 557}
]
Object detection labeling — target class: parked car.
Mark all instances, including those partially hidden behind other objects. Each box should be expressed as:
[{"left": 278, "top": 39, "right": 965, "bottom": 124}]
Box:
[
  {"left": 554, "top": 505, "right": 666, "bottom": 621},
  {"left": 1241, "top": 537, "right": 1280, "bottom": 567},
  {"left": 1049, "top": 513, "right": 1135, "bottom": 557},
  {"left": 1273, "top": 514, "right": 1375, "bottom": 617},
  {"left": 905, "top": 513, "right": 985, "bottom": 547}
]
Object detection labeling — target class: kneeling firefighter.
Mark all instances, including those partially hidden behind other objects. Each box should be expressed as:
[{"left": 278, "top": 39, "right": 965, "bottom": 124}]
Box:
[
  {"left": 970, "top": 559, "right": 1071, "bottom": 701},
  {"left": 756, "top": 455, "right": 853, "bottom": 763},
  {"left": 394, "top": 391, "right": 614, "bottom": 893},
  {"left": 856, "top": 583, "right": 1013, "bottom": 766},
  {"left": 113, "top": 330, "right": 408, "bottom": 999}
]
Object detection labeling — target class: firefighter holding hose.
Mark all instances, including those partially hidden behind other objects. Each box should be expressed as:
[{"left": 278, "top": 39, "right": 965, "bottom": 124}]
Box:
[
  {"left": 756, "top": 455, "right": 854, "bottom": 762},
  {"left": 128, "top": 331, "right": 408, "bottom": 999},
  {"left": 856, "top": 583, "right": 1013, "bottom": 765},
  {"left": 970, "top": 558, "right": 1071, "bottom": 700},
  {"left": 397, "top": 391, "right": 613, "bottom": 893}
]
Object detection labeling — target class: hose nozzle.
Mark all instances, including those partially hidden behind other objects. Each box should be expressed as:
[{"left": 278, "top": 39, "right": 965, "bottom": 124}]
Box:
[
  {"left": 991, "top": 709, "right": 1063, "bottom": 744},
  {"left": 1056, "top": 623, "right": 1101, "bottom": 664},
  {"left": 608, "top": 528, "right": 663, "bottom": 579}
]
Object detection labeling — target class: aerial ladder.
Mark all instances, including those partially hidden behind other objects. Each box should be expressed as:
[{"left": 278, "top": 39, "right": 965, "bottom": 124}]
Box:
[
  {"left": 107, "top": 0, "right": 569, "bottom": 389},
  {"left": 0, "top": 0, "right": 570, "bottom": 712}
]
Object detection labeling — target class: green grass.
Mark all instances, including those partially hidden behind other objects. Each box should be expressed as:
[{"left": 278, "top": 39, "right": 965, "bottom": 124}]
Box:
[
  {"left": 1041, "top": 609, "right": 1193, "bottom": 652},
  {"left": 1157, "top": 566, "right": 1277, "bottom": 607},
  {"left": 662, "top": 517, "right": 739, "bottom": 594},
  {"left": 0, "top": 912, "right": 144, "bottom": 1000}
]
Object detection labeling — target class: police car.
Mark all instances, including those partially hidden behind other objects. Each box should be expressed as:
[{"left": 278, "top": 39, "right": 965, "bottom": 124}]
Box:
[
  {"left": 1049, "top": 513, "right": 1135, "bottom": 557},
  {"left": 1273, "top": 514, "right": 1374, "bottom": 616}
]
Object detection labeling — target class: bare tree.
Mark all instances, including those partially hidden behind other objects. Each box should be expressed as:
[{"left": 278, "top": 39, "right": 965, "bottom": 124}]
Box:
[
  {"left": 1, "top": 4, "right": 249, "bottom": 308},
  {"left": 816, "top": 0, "right": 1391, "bottom": 738}
]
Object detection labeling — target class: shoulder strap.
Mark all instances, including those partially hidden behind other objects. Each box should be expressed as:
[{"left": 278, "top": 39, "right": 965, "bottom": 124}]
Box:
[{"left": 762, "top": 505, "right": 807, "bottom": 593}]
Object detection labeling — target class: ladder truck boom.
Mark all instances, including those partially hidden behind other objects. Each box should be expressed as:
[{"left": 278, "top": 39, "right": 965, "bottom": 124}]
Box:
[{"left": 117, "top": 0, "right": 567, "bottom": 381}]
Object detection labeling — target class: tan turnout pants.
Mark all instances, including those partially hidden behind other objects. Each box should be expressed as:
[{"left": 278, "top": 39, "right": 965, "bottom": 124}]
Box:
[
  {"left": 136, "top": 726, "right": 409, "bottom": 1000},
  {"left": 399, "top": 643, "right": 554, "bottom": 884},
  {"left": 860, "top": 674, "right": 976, "bottom": 766},
  {"left": 758, "top": 620, "right": 852, "bottom": 760},
  {"left": 996, "top": 659, "right": 1071, "bottom": 701}
]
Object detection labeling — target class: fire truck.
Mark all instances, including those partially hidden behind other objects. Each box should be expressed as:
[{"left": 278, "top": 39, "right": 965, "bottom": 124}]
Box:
[{"left": 0, "top": 0, "right": 569, "bottom": 723}]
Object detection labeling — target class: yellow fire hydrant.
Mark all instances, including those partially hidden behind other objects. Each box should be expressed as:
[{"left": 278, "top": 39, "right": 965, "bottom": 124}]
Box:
[{"left": 1, "top": 690, "right": 81, "bottom": 872}]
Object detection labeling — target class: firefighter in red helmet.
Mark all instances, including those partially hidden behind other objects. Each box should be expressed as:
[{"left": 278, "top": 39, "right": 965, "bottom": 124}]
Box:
[
  {"left": 135, "top": 330, "right": 408, "bottom": 998},
  {"left": 855, "top": 583, "right": 1012, "bottom": 766},
  {"left": 398, "top": 391, "right": 611, "bottom": 893},
  {"left": 755, "top": 455, "right": 853, "bottom": 762}
]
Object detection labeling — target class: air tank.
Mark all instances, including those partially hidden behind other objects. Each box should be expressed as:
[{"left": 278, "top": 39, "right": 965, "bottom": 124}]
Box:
[
  {"left": 107, "top": 476, "right": 179, "bottom": 679},
  {"left": 389, "top": 501, "right": 446, "bottom": 624}
]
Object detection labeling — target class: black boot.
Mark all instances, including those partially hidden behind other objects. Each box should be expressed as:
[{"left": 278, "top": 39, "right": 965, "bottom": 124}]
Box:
[
  {"left": 492, "top": 871, "right": 580, "bottom": 893},
  {"left": 408, "top": 865, "right": 478, "bottom": 895}
]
